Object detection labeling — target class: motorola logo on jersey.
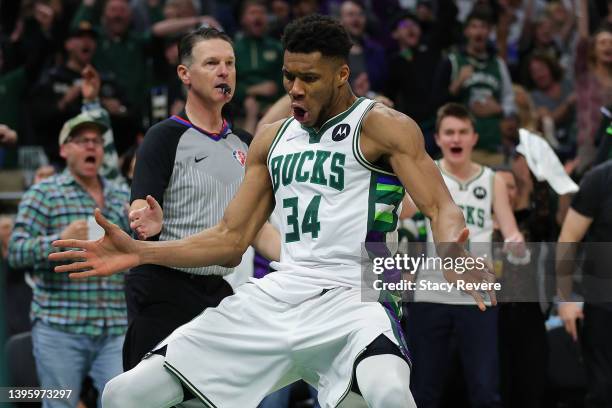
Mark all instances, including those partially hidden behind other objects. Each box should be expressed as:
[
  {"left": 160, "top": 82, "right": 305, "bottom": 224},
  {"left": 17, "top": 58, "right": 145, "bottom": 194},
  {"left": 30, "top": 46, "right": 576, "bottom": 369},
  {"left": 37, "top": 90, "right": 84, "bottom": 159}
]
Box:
[
  {"left": 473, "top": 186, "right": 487, "bottom": 200},
  {"left": 331, "top": 124, "right": 351, "bottom": 141}
]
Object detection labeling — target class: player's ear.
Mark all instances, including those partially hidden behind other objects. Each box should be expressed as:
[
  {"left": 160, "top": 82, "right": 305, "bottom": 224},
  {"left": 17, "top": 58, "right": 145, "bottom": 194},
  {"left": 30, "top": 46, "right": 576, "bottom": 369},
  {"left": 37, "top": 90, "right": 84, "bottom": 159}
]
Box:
[
  {"left": 59, "top": 143, "right": 68, "bottom": 159},
  {"left": 177, "top": 64, "right": 191, "bottom": 86},
  {"left": 337, "top": 63, "right": 350, "bottom": 87},
  {"left": 434, "top": 132, "right": 441, "bottom": 147}
]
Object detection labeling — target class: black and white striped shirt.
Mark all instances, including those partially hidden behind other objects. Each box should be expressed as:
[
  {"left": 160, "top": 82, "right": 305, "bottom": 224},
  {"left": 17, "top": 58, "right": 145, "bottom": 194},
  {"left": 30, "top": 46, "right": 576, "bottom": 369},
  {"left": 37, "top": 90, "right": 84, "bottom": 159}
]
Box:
[{"left": 131, "top": 112, "right": 250, "bottom": 276}]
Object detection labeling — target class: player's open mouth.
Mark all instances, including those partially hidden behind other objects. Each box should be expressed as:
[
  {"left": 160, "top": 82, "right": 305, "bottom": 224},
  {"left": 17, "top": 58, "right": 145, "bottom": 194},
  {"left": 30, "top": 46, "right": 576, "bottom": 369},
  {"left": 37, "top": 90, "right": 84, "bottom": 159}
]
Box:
[
  {"left": 85, "top": 155, "right": 96, "bottom": 164},
  {"left": 292, "top": 107, "right": 309, "bottom": 123},
  {"left": 450, "top": 147, "right": 463, "bottom": 154}
]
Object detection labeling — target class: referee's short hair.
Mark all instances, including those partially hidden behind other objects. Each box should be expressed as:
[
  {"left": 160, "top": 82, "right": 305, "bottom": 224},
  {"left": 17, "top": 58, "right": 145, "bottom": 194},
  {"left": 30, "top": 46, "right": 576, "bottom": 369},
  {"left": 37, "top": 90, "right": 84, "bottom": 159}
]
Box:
[{"left": 178, "top": 26, "right": 233, "bottom": 66}]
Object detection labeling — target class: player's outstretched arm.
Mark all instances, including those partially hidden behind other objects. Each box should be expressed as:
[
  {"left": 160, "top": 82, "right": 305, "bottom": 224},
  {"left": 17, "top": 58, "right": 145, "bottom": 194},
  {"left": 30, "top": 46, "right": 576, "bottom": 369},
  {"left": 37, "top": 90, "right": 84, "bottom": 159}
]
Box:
[
  {"left": 361, "top": 105, "right": 496, "bottom": 310},
  {"left": 49, "top": 122, "right": 281, "bottom": 279}
]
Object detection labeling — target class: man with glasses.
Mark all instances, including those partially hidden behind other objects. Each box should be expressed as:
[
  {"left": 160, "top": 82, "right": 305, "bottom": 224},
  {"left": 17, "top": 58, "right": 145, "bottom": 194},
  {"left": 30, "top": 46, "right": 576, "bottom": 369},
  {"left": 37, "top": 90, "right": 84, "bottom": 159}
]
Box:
[{"left": 8, "top": 111, "right": 130, "bottom": 408}]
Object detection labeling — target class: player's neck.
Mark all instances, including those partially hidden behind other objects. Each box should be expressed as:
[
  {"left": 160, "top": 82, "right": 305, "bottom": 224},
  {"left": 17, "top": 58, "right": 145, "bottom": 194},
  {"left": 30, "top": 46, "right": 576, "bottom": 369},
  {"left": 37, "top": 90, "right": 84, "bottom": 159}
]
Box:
[
  {"left": 440, "top": 158, "right": 479, "bottom": 181},
  {"left": 317, "top": 89, "right": 357, "bottom": 129},
  {"left": 184, "top": 96, "right": 224, "bottom": 133}
]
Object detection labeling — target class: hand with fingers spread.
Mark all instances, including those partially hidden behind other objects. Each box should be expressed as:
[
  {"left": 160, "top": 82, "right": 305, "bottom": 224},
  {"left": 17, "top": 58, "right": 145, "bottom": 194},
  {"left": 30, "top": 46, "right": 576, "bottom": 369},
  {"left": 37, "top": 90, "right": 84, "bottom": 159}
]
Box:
[
  {"left": 558, "top": 302, "right": 584, "bottom": 342},
  {"left": 441, "top": 228, "right": 498, "bottom": 311},
  {"left": 50, "top": 209, "right": 141, "bottom": 279},
  {"left": 129, "top": 195, "right": 163, "bottom": 240}
]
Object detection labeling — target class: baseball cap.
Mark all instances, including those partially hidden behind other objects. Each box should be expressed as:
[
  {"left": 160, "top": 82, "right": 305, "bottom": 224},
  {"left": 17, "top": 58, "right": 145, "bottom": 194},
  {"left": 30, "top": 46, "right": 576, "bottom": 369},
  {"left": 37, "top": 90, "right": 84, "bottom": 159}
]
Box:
[
  {"left": 67, "top": 21, "right": 98, "bottom": 39},
  {"left": 58, "top": 111, "right": 107, "bottom": 146}
]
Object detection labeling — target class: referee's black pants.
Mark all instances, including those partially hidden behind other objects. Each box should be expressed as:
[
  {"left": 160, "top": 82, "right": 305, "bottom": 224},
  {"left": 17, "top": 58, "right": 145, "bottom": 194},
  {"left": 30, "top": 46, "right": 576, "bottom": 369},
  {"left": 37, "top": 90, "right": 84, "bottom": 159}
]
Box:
[{"left": 122, "top": 267, "right": 233, "bottom": 371}]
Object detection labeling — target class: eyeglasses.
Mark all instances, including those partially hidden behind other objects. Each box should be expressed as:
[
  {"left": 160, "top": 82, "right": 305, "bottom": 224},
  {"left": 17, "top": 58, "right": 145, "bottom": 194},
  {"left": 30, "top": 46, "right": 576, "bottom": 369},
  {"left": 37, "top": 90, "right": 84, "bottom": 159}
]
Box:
[{"left": 69, "top": 137, "right": 104, "bottom": 147}]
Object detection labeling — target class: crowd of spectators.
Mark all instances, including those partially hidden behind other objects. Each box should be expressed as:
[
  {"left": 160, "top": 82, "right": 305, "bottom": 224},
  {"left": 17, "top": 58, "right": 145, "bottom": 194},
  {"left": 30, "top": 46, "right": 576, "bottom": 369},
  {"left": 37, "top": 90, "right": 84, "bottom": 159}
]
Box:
[{"left": 1, "top": 0, "right": 612, "bottom": 407}]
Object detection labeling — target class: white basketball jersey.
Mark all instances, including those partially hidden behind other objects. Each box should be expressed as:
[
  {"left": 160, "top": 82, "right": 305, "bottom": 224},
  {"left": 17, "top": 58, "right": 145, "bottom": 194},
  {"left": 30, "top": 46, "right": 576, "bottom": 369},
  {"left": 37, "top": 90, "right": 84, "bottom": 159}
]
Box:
[
  {"left": 415, "top": 162, "right": 495, "bottom": 304},
  {"left": 252, "top": 97, "right": 405, "bottom": 304}
]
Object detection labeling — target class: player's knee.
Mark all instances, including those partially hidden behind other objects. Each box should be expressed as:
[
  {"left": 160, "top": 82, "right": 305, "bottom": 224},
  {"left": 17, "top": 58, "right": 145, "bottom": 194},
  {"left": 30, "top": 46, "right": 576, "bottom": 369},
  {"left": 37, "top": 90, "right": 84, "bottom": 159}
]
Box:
[
  {"left": 376, "top": 380, "right": 415, "bottom": 408},
  {"left": 357, "top": 355, "right": 415, "bottom": 408},
  {"left": 102, "top": 373, "right": 139, "bottom": 408}
]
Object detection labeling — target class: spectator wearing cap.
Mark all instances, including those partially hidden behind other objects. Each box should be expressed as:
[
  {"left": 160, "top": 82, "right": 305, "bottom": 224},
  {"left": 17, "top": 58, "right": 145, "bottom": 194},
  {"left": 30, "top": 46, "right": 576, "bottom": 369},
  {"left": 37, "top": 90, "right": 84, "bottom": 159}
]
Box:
[
  {"left": 385, "top": 0, "right": 458, "bottom": 155},
  {"left": 29, "top": 22, "right": 129, "bottom": 166},
  {"left": 7, "top": 110, "right": 130, "bottom": 408},
  {"left": 431, "top": 8, "right": 516, "bottom": 166},
  {"left": 71, "top": 0, "right": 223, "bottom": 126}
]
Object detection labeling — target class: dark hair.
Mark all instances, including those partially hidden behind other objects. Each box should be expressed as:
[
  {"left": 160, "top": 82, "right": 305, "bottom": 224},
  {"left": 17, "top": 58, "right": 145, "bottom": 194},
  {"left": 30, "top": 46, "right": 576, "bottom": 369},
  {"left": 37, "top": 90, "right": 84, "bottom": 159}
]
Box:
[
  {"left": 465, "top": 8, "right": 494, "bottom": 27},
  {"left": 526, "top": 52, "right": 563, "bottom": 88},
  {"left": 240, "top": 0, "right": 267, "bottom": 18},
  {"left": 178, "top": 26, "right": 233, "bottom": 65},
  {"left": 435, "top": 103, "right": 476, "bottom": 132},
  {"left": 588, "top": 23, "right": 612, "bottom": 66},
  {"left": 282, "top": 14, "right": 353, "bottom": 61}
]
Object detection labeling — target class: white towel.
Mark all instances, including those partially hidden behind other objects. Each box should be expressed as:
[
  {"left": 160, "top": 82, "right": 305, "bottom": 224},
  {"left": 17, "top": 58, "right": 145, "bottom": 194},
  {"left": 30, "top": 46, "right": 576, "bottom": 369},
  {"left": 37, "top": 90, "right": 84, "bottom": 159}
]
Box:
[{"left": 515, "top": 128, "right": 579, "bottom": 195}]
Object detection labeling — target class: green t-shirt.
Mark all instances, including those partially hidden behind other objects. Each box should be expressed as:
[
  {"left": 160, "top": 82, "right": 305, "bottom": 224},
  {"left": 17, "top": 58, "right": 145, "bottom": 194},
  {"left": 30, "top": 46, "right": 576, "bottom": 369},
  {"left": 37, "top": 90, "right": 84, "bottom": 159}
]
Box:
[
  {"left": 72, "top": 6, "right": 152, "bottom": 113},
  {"left": 449, "top": 51, "right": 504, "bottom": 152},
  {"left": 234, "top": 34, "right": 284, "bottom": 106}
]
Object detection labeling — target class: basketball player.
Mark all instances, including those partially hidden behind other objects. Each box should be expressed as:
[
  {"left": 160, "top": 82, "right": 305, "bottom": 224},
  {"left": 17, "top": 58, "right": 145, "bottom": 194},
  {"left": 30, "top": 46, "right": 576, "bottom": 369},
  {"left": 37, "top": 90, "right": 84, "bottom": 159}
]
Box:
[
  {"left": 50, "top": 15, "right": 495, "bottom": 408},
  {"left": 402, "top": 103, "right": 525, "bottom": 407}
]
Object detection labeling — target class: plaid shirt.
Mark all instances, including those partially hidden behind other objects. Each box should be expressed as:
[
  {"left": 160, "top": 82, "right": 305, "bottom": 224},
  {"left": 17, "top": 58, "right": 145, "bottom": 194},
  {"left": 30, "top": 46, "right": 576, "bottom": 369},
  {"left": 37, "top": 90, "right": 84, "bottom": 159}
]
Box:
[{"left": 8, "top": 170, "right": 130, "bottom": 336}]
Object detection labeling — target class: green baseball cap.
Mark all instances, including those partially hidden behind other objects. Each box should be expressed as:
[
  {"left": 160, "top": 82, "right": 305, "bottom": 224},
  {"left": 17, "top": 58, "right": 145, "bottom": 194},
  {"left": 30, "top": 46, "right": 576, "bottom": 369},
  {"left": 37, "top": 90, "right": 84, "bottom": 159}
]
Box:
[{"left": 58, "top": 111, "right": 107, "bottom": 146}]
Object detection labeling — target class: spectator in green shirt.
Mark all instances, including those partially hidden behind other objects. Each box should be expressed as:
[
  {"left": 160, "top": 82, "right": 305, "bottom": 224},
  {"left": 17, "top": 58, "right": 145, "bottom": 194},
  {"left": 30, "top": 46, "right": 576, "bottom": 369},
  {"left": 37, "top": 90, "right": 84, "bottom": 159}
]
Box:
[{"left": 233, "top": 0, "right": 284, "bottom": 118}]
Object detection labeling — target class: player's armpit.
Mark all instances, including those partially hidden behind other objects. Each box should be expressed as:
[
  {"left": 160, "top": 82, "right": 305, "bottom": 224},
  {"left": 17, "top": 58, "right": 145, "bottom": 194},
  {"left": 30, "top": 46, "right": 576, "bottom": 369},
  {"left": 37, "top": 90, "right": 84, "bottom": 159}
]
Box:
[{"left": 359, "top": 105, "right": 465, "bottom": 244}]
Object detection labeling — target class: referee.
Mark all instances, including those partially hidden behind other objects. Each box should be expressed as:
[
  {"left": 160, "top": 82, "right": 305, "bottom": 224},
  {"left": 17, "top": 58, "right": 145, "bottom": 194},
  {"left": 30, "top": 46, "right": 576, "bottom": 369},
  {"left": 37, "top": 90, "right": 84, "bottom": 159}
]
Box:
[{"left": 123, "top": 27, "right": 279, "bottom": 370}]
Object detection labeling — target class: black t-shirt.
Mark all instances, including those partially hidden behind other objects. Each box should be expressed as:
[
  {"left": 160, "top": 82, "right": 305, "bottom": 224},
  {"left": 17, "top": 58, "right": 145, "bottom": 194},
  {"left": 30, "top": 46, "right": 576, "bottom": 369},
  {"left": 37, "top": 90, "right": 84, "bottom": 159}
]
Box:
[
  {"left": 571, "top": 160, "right": 612, "bottom": 242},
  {"left": 571, "top": 160, "right": 612, "bottom": 304}
]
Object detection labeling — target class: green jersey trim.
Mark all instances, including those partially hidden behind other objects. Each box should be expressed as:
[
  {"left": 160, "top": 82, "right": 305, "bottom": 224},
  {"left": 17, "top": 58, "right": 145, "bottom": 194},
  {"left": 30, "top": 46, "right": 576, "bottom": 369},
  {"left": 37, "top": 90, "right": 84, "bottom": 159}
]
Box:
[
  {"left": 301, "top": 97, "right": 366, "bottom": 144},
  {"left": 164, "top": 361, "right": 218, "bottom": 408},
  {"left": 352, "top": 102, "right": 396, "bottom": 176},
  {"left": 266, "top": 117, "right": 294, "bottom": 167},
  {"left": 436, "top": 160, "right": 485, "bottom": 191}
]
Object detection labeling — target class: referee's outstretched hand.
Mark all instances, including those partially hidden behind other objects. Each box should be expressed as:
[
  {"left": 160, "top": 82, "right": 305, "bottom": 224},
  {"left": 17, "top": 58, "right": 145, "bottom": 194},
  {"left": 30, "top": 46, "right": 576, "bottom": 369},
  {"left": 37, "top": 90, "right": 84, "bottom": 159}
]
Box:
[
  {"left": 129, "top": 195, "right": 163, "bottom": 240},
  {"left": 49, "top": 209, "right": 141, "bottom": 279}
]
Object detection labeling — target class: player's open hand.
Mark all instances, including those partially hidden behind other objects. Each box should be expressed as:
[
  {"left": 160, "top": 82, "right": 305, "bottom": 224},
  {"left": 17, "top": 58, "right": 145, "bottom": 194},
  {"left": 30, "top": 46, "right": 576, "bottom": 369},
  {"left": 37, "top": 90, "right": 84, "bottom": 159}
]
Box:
[
  {"left": 442, "top": 228, "right": 498, "bottom": 311},
  {"left": 129, "top": 195, "right": 163, "bottom": 240},
  {"left": 49, "top": 209, "right": 141, "bottom": 279}
]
